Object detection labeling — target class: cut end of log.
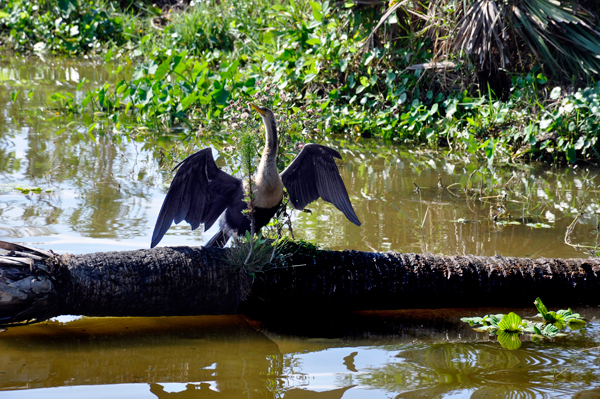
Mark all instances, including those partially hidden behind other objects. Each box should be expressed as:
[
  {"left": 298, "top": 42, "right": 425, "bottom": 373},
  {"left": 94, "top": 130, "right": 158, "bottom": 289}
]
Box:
[{"left": 0, "top": 241, "right": 60, "bottom": 326}]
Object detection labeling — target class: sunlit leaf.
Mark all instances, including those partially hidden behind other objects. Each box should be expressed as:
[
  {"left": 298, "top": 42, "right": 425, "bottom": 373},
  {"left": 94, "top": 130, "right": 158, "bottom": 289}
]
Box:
[
  {"left": 542, "top": 323, "right": 559, "bottom": 338},
  {"left": 498, "top": 312, "right": 523, "bottom": 332},
  {"left": 534, "top": 298, "right": 551, "bottom": 320},
  {"left": 304, "top": 73, "right": 318, "bottom": 83},
  {"left": 309, "top": 1, "right": 323, "bottom": 21},
  {"left": 180, "top": 93, "right": 197, "bottom": 111},
  {"left": 574, "top": 136, "right": 586, "bottom": 150},
  {"left": 567, "top": 319, "right": 586, "bottom": 330},
  {"left": 550, "top": 87, "right": 562, "bottom": 99}
]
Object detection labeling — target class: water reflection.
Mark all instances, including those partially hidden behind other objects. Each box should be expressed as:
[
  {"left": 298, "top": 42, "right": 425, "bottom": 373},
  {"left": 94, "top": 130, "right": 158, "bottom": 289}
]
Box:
[
  {"left": 2, "top": 309, "right": 599, "bottom": 398},
  {"left": 384, "top": 343, "right": 571, "bottom": 397},
  {"left": 0, "top": 316, "right": 278, "bottom": 395}
]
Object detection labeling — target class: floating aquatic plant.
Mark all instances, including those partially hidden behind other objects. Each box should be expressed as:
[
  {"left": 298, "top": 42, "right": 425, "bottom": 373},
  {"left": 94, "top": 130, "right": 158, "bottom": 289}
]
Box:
[{"left": 461, "top": 297, "right": 586, "bottom": 349}]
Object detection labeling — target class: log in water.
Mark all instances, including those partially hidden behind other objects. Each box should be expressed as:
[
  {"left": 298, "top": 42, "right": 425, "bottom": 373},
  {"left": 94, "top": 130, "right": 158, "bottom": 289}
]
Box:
[{"left": 1, "top": 240, "right": 599, "bottom": 325}]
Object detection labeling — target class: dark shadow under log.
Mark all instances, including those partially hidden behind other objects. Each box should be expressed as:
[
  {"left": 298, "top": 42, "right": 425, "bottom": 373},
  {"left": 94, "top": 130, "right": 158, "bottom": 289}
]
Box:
[{"left": 1, "top": 240, "right": 599, "bottom": 325}]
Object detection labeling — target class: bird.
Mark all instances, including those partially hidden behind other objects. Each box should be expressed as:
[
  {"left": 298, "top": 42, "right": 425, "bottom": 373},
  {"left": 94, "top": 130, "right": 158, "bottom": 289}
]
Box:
[{"left": 150, "top": 103, "right": 361, "bottom": 248}]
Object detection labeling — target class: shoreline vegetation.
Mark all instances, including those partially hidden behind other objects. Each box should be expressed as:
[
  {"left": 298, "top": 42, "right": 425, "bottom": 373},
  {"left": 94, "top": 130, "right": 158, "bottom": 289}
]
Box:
[{"left": 0, "top": 0, "right": 599, "bottom": 167}]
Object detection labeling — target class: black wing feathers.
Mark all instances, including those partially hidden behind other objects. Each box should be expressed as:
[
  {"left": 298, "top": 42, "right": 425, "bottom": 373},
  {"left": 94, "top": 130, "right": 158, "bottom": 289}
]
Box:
[
  {"left": 281, "top": 144, "right": 361, "bottom": 226},
  {"left": 151, "top": 148, "right": 242, "bottom": 248}
]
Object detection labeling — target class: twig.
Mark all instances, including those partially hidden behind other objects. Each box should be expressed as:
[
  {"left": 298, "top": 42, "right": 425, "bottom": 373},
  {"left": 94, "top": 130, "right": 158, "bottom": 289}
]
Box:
[
  {"left": 564, "top": 202, "right": 584, "bottom": 248},
  {"left": 579, "top": 346, "right": 600, "bottom": 352},
  {"left": 420, "top": 206, "right": 429, "bottom": 229},
  {"left": 445, "top": 182, "right": 461, "bottom": 197},
  {"left": 361, "top": 0, "right": 411, "bottom": 53},
  {"left": 553, "top": 368, "right": 569, "bottom": 379}
]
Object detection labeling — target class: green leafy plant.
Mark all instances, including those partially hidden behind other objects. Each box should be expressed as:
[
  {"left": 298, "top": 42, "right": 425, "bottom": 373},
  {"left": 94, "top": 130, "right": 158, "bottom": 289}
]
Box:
[
  {"left": 496, "top": 312, "right": 525, "bottom": 349},
  {"left": 0, "top": 0, "right": 126, "bottom": 54},
  {"left": 42, "top": 0, "right": 600, "bottom": 166},
  {"left": 497, "top": 312, "right": 524, "bottom": 333},
  {"left": 224, "top": 231, "right": 280, "bottom": 276},
  {"left": 534, "top": 297, "right": 586, "bottom": 330},
  {"left": 461, "top": 297, "right": 586, "bottom": 349}
]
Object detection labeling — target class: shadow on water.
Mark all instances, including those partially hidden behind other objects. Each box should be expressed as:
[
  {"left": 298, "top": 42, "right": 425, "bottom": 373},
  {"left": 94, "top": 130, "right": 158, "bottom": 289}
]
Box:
[{"left": 0, "top": 308, "right": 599, "bottom": 398}]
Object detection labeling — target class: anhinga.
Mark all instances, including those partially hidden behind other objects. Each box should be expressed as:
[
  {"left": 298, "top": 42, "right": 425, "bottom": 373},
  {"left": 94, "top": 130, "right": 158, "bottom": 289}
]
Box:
[{"left": 150, "top": 103, "right": 361, "bottom": 248}]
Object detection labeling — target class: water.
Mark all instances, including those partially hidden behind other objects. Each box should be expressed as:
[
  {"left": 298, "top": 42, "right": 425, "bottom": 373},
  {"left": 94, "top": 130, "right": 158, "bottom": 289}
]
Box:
[
  {"left": 1, "top": 57, "right": 600, "bottom": 398},
  {"left": 1, "top": 309, "right": 600, "bottom": 397}
]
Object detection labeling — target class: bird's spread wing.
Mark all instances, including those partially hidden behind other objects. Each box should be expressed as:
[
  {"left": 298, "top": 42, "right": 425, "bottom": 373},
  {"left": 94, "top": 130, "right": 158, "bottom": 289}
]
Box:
[
  {"left": 280, "top": 144, "right": 361, "bottom": 226},
  {"left": 151, "top": 148, "right": 243, "bottom": 248}
]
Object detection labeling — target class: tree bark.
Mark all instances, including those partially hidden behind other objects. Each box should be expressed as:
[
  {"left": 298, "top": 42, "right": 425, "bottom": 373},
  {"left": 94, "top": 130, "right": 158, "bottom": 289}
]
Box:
[{"left": 1, "top": 240, "right": 599, "bottom": 325}]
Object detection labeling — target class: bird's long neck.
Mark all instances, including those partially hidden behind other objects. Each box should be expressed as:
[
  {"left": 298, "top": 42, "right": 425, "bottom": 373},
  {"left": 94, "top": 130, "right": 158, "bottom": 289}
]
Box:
[
  {"left": 262, "top": 116, "right": 278, "bottom": 161},
  {"left": 254, "top": 114, "right": 283, "bottom": 209}
]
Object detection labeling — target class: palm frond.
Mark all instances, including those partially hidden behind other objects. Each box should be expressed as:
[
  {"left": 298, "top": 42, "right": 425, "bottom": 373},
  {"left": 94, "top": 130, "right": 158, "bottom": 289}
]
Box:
[
  {"left": 507, "top": 0, "right": 600, "bottom": 78},
  {"left": 452, "top": 0, "right": 600, "bottom": 79},
  {"left": 452, "top": 0, "right": 508, "bottom": 69}
]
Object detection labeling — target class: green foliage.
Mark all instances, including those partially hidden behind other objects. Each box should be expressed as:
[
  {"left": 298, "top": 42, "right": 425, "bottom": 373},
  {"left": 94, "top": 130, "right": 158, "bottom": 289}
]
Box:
[
  {"left": 57, "top": 49, "right": 257, "bottom": 130},
  {"left": 534, "top": 297, "right": 586, "bottom": 329},
  {"left": 224, "top": 231, "right": 279, "bottom": 276},
  {"left": 461, "top": 298, "right": 586, "bottom": 349},
  {"left": 0, "top": 0, "right": 126, "bottom": 54},
  {"left": 439, "top": 72, "right": 600, "bottom": 164},
  {"left": 497, "top": 312, "right": 524, "bottom": 333},
  {"left": 143, "top": 0, "right": 266, "bottom": 58},
  {"left": 238, "top": 127, "right": 260, "bottom": 180},
  {"left": 460, "top": 313, "right": 503, "bottom": 330},
  {"left": 40, "top": 0, "right": 600, "bottom": 166},
  {"left": 276, "top": 236, "right": 320, "bottom": 257},
  {"left": 224, "top": 234, "right": 319, "bottom": 276}
]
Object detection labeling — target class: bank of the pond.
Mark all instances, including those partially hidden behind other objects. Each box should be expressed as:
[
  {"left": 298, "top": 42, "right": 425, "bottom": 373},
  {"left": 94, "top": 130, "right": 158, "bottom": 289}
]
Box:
[{"left": 2, "top": 0, "right": 599, "bottom": 166}]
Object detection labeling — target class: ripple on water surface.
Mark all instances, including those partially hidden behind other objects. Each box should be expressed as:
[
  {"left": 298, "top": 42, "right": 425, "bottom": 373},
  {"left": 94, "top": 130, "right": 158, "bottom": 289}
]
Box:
[{"left": 0, "top": 308, "right": 600, "bottom": 398}]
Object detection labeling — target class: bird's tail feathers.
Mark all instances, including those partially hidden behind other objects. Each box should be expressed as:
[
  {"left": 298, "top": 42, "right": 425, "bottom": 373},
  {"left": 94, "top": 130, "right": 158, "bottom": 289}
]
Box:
[{"left": 205, "top": 230, "right": 228, "bottom": 247}]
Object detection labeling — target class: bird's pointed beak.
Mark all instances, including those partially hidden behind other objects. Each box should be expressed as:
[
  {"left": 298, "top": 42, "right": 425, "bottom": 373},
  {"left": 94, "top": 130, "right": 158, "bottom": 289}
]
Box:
[{"left": 249, "top": 103, "right": 266, "bottom": 116}]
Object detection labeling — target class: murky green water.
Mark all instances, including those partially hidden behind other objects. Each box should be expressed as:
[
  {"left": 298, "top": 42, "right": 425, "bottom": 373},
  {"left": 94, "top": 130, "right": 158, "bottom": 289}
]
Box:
[
  {"left": 1, "top": 57, "right": 600, "bottom": 398},
  {"left": 1, "top": 309, "right": 600, "bottom": 398}
]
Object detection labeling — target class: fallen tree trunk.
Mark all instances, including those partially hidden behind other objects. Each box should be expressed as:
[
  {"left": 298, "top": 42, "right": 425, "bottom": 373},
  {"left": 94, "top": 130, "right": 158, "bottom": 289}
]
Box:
[{"left": 1, "top": 240, "right": 599, "bottom": 325}]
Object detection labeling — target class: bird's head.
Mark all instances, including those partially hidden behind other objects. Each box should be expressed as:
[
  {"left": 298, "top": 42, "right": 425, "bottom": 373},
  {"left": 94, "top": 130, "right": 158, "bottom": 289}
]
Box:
[
  {"left": 249, "top": 103, "right": 275, "bottom": 120},
  {"left": 249, "top": 103, "right": 277, "bottom": 140}
]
